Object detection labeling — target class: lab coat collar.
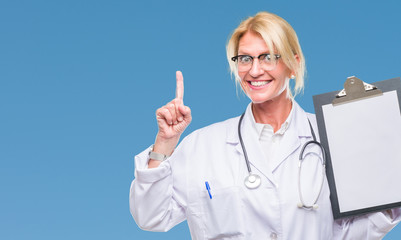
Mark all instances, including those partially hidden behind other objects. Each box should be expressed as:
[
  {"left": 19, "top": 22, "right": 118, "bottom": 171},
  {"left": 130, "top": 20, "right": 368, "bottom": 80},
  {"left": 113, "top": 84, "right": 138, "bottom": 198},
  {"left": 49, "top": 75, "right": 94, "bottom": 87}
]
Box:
[
  {"left": 253, "top": 100, "right": 295, "bottom": 138},
  {"left": 226, "top": 101, "right": 313, "bottom": 179},
  {"left": 291, "top": 101, "right": 313, "bottom": 137}
]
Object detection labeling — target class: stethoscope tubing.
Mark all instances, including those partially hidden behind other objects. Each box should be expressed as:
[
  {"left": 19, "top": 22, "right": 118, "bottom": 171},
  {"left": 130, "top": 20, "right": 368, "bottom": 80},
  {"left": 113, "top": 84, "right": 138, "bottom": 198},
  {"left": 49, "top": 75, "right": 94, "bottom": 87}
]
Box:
[
  {"left": 238, "top": 113, "right": 252, "bottom": 174},
  {"left": 238, "top": 111, "right": 327, "bottom": 209}
]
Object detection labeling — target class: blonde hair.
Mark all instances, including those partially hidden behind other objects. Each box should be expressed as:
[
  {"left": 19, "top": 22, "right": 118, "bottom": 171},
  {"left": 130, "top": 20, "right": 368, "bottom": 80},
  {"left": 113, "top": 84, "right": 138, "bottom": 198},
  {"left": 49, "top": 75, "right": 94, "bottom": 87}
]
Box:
[{"left": 226, "top": 12, "right": 306, "bottom": 98}]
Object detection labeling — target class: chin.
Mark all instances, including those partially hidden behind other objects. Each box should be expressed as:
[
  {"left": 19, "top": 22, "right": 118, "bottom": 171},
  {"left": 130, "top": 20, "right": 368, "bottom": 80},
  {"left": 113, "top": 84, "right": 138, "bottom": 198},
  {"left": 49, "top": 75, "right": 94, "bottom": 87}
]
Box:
[
  {"left": 250, "top": 97, "right": 276, "bottom": 104},
  {"left": 247, "top": 89, "right": 290, "bottom": 104}
]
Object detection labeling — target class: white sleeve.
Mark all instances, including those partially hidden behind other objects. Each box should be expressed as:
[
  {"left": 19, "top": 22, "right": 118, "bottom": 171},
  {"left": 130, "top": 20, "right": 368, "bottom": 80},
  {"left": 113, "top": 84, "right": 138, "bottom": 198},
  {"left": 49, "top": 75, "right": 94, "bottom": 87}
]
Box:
[
  {"left": 333, "top": 208, "right": 401, "bottom": 239},
  {"left": 129, "top": 142, "right": 189, "bottom": 232}
]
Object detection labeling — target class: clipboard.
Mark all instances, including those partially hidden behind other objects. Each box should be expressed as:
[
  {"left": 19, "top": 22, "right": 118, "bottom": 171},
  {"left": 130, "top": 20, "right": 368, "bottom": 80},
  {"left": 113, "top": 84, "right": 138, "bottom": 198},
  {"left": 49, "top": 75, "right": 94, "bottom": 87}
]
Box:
[{"left": 313, "top": 76, "right": 401, "bottom": 219}]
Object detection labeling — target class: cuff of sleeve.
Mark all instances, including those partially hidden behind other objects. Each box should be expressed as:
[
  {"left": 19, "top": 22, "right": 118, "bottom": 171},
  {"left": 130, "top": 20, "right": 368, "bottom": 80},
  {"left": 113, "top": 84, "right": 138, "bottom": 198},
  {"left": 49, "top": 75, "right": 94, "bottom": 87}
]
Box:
[
  {"left": 134, "top": 145, "right": 172, "bottom": 183},
  {"left": 368, "top": 208, "right": 401, "bottom": 233}
]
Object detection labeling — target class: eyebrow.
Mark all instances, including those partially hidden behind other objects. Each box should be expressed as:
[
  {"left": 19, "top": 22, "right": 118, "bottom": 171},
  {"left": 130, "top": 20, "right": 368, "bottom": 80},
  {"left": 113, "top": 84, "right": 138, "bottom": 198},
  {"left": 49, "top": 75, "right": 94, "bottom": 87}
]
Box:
[{"left": 237, "top": 52, "right": 271, "bottom": 56}]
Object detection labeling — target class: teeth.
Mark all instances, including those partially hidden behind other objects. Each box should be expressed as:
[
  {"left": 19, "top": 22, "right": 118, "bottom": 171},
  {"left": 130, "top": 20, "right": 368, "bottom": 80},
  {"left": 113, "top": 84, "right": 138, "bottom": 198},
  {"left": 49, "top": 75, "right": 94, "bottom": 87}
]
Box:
[{"left": 250, "top": 81, "right": 269, "bottom": 87}]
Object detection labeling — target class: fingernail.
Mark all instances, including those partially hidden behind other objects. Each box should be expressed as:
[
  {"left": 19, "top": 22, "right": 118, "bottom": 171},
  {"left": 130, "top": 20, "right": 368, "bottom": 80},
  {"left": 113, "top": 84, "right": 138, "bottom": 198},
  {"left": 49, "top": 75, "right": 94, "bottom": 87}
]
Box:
[
  {"left": 174, "top": 121, "right": 178, "bottom": 125},
  {"left": 178, "top": 117, "right": 183, "bottom": 122}
]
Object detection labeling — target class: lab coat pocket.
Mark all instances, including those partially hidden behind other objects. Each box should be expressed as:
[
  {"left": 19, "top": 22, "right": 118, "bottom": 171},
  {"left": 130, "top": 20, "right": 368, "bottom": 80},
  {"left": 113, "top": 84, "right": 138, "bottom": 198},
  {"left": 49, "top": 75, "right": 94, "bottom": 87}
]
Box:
[{"left": 200, "top": 186, "right": 245, "bottom": 239}]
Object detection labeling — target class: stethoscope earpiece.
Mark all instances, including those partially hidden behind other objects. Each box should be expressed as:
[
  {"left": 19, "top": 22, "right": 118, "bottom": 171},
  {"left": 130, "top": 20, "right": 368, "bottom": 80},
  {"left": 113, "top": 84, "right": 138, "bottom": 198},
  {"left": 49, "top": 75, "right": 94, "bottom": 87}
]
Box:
[{"left": 297, "top": 202, "right": 319, "bottom": 210}]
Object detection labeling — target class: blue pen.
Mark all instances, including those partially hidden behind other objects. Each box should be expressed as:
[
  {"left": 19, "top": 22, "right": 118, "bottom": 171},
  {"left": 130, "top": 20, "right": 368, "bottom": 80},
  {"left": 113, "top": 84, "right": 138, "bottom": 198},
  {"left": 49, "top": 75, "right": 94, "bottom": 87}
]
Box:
[{"left": 205, "top": 181, "right": 212, "bottom": 199}]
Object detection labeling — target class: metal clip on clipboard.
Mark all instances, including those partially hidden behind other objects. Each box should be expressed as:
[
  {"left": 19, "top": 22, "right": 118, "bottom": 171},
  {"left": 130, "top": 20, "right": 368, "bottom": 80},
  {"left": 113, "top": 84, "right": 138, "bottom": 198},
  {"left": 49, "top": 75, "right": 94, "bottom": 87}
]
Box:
[{"left": 332, "top": 76, "right": 383, "bottom": 105}]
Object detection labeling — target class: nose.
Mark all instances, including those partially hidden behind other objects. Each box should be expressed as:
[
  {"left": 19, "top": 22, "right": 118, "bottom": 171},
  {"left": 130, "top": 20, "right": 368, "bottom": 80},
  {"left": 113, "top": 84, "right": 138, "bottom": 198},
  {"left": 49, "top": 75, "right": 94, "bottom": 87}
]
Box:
[{"left": 248, "top": 58, "right": 264, "bottom": 77}]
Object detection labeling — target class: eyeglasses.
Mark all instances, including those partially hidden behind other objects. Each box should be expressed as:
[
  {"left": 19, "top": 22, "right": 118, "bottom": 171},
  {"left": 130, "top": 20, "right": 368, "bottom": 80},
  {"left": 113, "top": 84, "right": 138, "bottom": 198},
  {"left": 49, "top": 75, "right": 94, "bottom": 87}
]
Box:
[{"left": 231, "top": 53, "right": 281, "bottom": 72}]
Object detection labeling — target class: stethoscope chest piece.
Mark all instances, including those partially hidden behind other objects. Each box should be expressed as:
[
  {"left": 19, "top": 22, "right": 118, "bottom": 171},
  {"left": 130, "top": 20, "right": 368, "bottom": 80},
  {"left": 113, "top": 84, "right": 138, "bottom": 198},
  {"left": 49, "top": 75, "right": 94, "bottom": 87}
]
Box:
[
  {"left": 244, "top": 173, "right": 261, "bottom": 189},
  {"left": 238, "top": 110, "right": 326, "bottom": 209}
]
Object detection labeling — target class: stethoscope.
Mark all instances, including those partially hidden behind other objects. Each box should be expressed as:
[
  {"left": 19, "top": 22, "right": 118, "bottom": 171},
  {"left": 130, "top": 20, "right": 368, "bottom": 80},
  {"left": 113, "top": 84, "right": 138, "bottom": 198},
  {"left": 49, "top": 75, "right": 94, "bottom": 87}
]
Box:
[{"left": 238, "top": 112, "right": 327, "bottom": 210}]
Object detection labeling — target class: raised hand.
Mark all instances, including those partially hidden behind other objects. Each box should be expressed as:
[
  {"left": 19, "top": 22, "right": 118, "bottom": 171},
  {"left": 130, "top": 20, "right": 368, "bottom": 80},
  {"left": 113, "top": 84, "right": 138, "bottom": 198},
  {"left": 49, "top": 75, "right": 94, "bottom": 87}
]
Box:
[
  {"left": 150, "top": 71, "right": 192, "bottom": 167},
  {"left": 156, "top": 71, "right": 192, "bottom": 139}
]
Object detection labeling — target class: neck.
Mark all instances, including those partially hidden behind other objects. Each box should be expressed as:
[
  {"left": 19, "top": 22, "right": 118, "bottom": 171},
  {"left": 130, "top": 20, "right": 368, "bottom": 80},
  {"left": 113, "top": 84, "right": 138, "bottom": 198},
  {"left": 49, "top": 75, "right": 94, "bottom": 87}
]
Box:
[{"left": 251, "top": 91, "right": 293, "bottom": 132}]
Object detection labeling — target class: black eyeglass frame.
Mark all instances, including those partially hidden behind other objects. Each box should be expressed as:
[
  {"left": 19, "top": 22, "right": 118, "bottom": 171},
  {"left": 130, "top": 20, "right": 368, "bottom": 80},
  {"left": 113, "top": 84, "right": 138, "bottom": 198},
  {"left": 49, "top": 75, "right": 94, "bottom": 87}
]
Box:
[{"left": 231, "top": 53, "right": 281, "bottom": 63}]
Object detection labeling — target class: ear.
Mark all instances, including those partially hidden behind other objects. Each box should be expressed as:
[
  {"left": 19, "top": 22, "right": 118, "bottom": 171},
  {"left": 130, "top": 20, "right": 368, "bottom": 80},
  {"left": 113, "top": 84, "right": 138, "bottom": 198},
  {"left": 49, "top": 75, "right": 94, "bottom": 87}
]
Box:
[
  {"left": 290, "top": 54, "right": 300, "bottom": 77},
  {"left": 294, "top": 54, "right": 300, "bottom": 63}
]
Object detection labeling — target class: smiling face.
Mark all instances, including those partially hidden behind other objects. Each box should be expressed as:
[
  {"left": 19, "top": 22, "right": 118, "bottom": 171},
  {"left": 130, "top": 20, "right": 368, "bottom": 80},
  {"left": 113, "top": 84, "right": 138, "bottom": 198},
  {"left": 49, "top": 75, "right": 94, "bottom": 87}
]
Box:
[{"left": 237, "top": 31, "right": 293, "bottom": 104}]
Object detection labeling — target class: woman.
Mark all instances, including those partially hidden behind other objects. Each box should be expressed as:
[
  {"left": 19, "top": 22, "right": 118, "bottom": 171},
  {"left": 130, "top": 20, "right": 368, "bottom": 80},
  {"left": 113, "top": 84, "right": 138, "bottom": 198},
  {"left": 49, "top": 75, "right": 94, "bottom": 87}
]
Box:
[{"left": 130, "top": 12, "right": 400, "bottom": 239}]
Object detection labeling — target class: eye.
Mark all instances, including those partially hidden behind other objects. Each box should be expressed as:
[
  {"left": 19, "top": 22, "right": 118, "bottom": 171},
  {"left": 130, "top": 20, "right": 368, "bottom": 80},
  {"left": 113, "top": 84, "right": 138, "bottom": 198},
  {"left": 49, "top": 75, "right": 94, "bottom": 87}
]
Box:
[
  {"left": 238, "top": 55, "right": 252, "bottom": 64},
  {"left": 260, "top": 54, "right": 272, "bottom": 62}
]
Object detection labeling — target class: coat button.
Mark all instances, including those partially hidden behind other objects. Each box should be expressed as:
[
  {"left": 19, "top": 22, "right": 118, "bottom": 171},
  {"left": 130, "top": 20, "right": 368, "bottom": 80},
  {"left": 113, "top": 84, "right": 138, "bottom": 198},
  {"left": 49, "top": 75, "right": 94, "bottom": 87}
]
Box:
[{"left": 270, "top": 232, "right": 278, "bottom": 239}]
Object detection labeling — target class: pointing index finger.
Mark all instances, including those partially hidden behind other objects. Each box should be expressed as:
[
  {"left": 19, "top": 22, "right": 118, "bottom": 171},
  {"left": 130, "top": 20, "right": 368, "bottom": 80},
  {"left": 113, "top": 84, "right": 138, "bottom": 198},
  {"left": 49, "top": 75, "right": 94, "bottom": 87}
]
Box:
[{"left": 176, "top": 71, "right": 184, "bottom": 100}]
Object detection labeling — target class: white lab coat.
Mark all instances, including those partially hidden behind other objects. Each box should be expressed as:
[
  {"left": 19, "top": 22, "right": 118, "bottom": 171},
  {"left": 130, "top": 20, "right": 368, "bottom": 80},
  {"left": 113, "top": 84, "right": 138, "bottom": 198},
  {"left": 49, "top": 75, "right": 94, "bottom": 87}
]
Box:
[{"left": 130, "top": 101, "right": 400, "bottom": 240}]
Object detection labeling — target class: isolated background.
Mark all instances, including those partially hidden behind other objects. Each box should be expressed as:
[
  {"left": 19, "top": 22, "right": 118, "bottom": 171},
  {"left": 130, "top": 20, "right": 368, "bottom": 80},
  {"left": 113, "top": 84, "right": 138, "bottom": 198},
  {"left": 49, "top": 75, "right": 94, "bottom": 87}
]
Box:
[{"left": 1, "top": 0, "right": 400, "bottom": 239}]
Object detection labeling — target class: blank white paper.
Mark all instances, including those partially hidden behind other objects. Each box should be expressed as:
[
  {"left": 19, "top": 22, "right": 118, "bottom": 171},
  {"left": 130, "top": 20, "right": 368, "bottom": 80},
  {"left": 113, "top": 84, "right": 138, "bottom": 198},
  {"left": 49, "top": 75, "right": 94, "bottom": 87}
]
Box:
[{"left": 322, "top": 90, "right": 401, "bottom": 213}]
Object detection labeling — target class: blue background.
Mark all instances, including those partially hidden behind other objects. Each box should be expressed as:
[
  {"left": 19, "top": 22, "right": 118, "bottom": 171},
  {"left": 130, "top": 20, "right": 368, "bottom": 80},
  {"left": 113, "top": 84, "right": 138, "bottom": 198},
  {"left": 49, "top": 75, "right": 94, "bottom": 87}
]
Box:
[{"left": 1, "top": 0, "right": 400, "bottom": 239}]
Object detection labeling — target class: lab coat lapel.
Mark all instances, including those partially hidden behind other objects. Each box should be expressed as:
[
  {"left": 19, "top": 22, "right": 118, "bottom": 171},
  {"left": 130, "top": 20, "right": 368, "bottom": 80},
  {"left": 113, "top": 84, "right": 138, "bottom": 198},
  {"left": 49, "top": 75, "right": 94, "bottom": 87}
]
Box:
[
  {"left": 270, "top": 123, "right": 300, "bottom": 172},
  {"left": 270, "top": 102, "right": 310, "bottom": 172}
]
